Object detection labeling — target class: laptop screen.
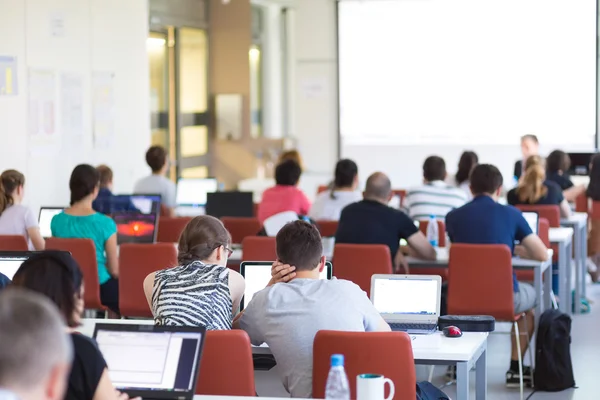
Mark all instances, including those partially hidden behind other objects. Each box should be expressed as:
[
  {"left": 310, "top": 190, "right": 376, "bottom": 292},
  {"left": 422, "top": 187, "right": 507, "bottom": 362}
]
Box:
[
  {"left": 38, "top": 208, "right": 64, "bottom": 238},
  {"left": 371, "top": 277, "right": 439, "bottom": 316},
  {"left": 0, "top": 253, "right": 31, "bottom": 280},
  {"left": 94, "top": 325, "right": 204, "bottom": 395},
  {"left": 113, "top": 212, "right": 158, "bottom": 244},
  {"left": 522, "top": 212, "right": 539, "bottom": 236},
  {"left": 176, "top": 178, "right": 218, "bottom": 206}
]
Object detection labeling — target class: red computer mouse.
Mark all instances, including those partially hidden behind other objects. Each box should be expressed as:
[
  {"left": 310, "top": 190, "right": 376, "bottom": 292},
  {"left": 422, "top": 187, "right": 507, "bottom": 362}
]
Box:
[{"left": 442, "top": 325, "right": 462, "bottom": 338}]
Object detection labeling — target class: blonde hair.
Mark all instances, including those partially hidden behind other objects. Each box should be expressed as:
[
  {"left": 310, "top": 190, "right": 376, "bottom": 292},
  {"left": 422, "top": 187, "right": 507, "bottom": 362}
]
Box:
[
  {"left": 278, "top": 150, "right": 303, "bottom": 171},
  {"left": 517, "top": 155, "right": 547, "bottom": 203},
  {"left": 0, "top": 170, "right": 25, "bottom": 215}
]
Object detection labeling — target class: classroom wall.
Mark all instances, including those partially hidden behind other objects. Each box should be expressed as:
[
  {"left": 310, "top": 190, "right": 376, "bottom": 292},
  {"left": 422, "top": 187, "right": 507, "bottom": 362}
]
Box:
[{"left": 0, "top": 0, "right": 150, "bottom": 213}]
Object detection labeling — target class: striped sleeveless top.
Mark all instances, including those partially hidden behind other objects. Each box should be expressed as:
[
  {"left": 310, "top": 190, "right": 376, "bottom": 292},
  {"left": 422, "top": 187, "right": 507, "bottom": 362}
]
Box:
[{"left": 151, "top": 261, "right": 233, "bottom": 330}]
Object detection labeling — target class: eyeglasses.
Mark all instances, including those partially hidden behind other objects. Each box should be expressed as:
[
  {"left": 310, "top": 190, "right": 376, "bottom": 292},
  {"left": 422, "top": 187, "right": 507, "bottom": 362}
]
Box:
[{"left": 223, "top": 246, "right": 233, "bottom": 258}]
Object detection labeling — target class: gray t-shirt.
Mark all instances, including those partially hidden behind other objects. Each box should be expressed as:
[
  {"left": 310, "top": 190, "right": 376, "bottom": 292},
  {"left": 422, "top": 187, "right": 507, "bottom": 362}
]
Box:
[
  {"left": 0, "top": 204, "right": 38, "bottom": 250},
  {"left": 239, "top": 278, "right": 382, "bottom": 398},
  {"left": 134, "top": 175, "right": 177, "bottom": 208}
]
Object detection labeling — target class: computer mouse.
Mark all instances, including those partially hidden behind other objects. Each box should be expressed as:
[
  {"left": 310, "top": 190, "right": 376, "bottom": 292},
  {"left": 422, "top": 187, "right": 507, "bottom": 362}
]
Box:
[{"left": 442, "top": 325, "right": 462, "bottom": 338}]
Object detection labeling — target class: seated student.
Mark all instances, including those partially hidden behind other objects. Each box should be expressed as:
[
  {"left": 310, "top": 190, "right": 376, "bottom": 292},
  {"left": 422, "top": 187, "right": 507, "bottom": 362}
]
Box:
[
  {"left": 258, "top": 160, "right": 311, "bottom": 223},
  {"left": 507, "top": 155, "right": 571, "bottom": 218},
  {"left": 92, "top": 165, "right": 139, "bottom": 215},
  {"left": 449, "top": 151, "right": 478, "bottom": 200},
  {"left": 0, "top": 170, "right": 45, "bottom": 250},
  {"left": 514, "top": 134, "right": 539, "bottom": 180},
  {"left": 404, "top": 156, "right": 467, "bottom": 221},
  {"left": 51, "top": 164, "right": 120, "bottom": 314},
  {"left": 336, "top": 172, "right": 436, "bottom": 273},
  {"left": 586, "top": 153, "right": 600, "bottom": 281},
  {"left": 0, "top": 289, "right": 72, "bottom": 400},
  {"left": 134, "top": 146, "right": 176, "bottom": 216},
  {"left": 309, "top": 159, "right": 361, "bottom": 221},
  {"left": 546, "top": 150, "right": 586, "bottom": 202},
  {"left": 446, "top": 164, "right": 548, "bottom": 387},
  {"left": 278, "top": 149, "right": 304, "bottom": 171},
  {"left": 235, "top": 220, "right": 390, "bottom": 398},
  {"left": 12, "top": 252, "right": 136, "bottom": 400}
]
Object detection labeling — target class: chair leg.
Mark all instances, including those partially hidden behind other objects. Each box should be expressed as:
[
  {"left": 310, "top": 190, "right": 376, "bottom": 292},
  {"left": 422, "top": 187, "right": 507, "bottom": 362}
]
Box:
[
  {"left": 550, "top": 291, "right": 558, "bottom": 309},
  {"left": 522, "top": 316, "right": 534, "bottom": 388},
  {"left": 428, "top": 365, "right": 435, "bottom": 382},
  {"left": 514, "top": 321, "right": 524, "bottom": 400}
]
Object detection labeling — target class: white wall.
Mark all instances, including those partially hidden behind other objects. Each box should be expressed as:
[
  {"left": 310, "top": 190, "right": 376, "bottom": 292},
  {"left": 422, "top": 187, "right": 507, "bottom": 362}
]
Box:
[{"left": 0, "top": 0, "right": 150, "bottom": 213}]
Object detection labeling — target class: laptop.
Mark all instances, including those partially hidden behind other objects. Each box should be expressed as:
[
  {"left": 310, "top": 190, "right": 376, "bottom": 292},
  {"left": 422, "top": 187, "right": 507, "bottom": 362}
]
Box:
[
  {"left": 205, "top": 191, "right": 254, "bottom": 218},
  {"left": 240, "top": 261, "right": 333, "bottom": 310},
  {"left": 110, "top": 194, "right": 161, "bottom": 214},
  {"left": 0, "top": 251, "right": 39, "bottom": 280},
  {"left": 38, "top": 207, "right": 64, "bottom": 238},
  {"left": 113, "top": 212, "right": 159, "bottom": 245},
  {"left": 176, "top": 178, "right": 218, "bottom": 207},
  {"left": 370, "top": 274, "right": 442, "bottom": 334},
  {"left": 93, "top": 323, "right": 206, "bottom": 400},
  {"left": 522, "top": 211, "right": 539, "bottom": 236}
]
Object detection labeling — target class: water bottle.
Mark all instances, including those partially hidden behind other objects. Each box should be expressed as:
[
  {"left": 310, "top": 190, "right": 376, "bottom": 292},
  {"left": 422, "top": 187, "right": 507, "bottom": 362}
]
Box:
[
  {"left": 426, "top": 215, "right": 439, "bottom": 247},
  {"left": 325, "top": 354, "right": 350, "bottom": 400}
]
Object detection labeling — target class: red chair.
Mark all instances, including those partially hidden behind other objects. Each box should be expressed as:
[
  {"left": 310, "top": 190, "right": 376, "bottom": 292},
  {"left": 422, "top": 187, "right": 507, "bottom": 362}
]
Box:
[
  {"left": 313, "top": 331, "right": 416, "bottom": 400},
  {"left": 157, "top": 217, "right": 192, "bottom": 243},
  {"left": 0, "top": 235, "right": 28, "bottom": 251},
  {"left": 317, "top": 220, "right": 338, "bottom": 238},
  {"left": 241, "top": 236, "right": 276, "bottom": 261},
  {"left": 575, "top": 193, "right": 588, "bottom": 213},
  {"left": 253, "top": 203, "right": 259, "bottom": 217},
  {"left": 515, "top": 218, "right": 549, "bottom": 282},
  {"left": 118, "top": 243, "right": 178, "bottom": 318},
  {"left": 317, "top": 185, "right": 329, "bottom": 194},
  {"left": 160, "top": 204, "right": 170, "bottom": 217},
  {"left": 392, "top": 189, "right": 407, "bottom": 203},
  {"left": 196, "top": 330, "right": 256, "bottom": 396},
  {"left": 221, "top": 217, "right": 261, "bottom": 244},
  {"left": 414, "top": 219, "right": 448, "bottom": 279},
  {"left": 333, "top": 244, "right": 392, "bottom": 297},
  {"left": 46, "top": 238, "right": 104, "bottom": 310}
]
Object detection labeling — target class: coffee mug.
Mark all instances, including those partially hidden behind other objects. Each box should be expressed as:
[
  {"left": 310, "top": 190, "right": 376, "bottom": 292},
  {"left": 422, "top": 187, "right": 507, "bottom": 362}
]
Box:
[{"left": 356, "top": 374, "right": 395, "bottom": 400}]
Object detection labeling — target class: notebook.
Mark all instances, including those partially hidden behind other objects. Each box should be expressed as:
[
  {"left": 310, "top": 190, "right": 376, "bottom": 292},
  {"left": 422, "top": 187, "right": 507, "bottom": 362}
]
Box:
[{"left": 38, "top": 207, "right": 64, "bottom": 238}]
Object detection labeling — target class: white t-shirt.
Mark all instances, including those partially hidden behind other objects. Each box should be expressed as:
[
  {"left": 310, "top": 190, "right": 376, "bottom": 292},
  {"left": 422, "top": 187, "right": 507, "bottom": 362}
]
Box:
[
  {"left": 0, "top": 204, "right": 38, "bottom": 250},
  {"left": 134, "top": 174, "right": 177, "bottom": 208},
  {"left": 447, "top": 176, "right": 473, "bottom": 201},
  {"left": 403, "top": 180, "right": 468, "bottom": 221},
  {"left": 308, "top": 190, "right": 362, "bottom": 221}
]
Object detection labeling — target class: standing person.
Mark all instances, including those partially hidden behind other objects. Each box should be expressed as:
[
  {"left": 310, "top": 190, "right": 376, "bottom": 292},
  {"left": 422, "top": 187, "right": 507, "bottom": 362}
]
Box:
[
  {"left": 545, "top": 150, "right": 586, "bottom": 202},
  {"left": 514, "top": 134, "right": 539, "bottom": 180},
  {"left": 0, "top": 169, "right": 45, "bottom": 250},
  {"left": 134, "top": 146, "right": 176, "bottom": 216},
  {"left": 309, "top": 159, "right": 361, "bottom": 221},
  {"left": 92, "top": 165, "right": 138, "bottom": 215},
  {"left": 450, "top": 151, "right": 478, "bottom": 200},
  {"left": 51, "top": 164, "right": 120, "bottom": 314}
]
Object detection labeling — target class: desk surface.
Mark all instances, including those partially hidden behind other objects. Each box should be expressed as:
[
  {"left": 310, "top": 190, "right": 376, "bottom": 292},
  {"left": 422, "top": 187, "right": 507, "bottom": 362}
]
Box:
[
  {"left": 561, "top": 212, "right": 588, "bottom": 225},
  {"left": 407, "top": 247, "right": 553, "bottom": 268},
  {"left": 549, "top": 227, "right": 574, "bottom": 243}
]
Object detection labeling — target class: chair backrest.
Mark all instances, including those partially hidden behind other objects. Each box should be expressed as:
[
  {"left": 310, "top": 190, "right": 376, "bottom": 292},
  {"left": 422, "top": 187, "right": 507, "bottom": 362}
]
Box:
[
  {"left": 515, "top": 204, "right": 560, "bottom": 227},
  {"left": 575, "top": 193, "right": 588, "bottom": 213},
  {"left": 590, "top": 201, "right": 600, "bottom": 220},
  {"left": 160, "top": 203, "right": 170, "bottom": 217},
  {"left": 118, "top": 243, "right": 178, "bottom": 318},
  {"left": 157, "top": 217, "right": 192, "bottom": 243},
  {"left": 538, "top": 218, "right": 550, "bottom": 247},
  {"left": 317, "top": 220, "right": 338, "bottom": 238},
  {"left": 448, "top": 244, "right": 515, "bottom": 321},
  {"left": 263, "top": 211, "right": 298, "bottom": 236},
  {"left": 317, "top": 185, "right": 329, "bottom": 194},
  {"left": 313, "top": 330, "right": 416, "bottom": 400},
  {"left": 241, "top": 236, "right": 277, "bottom": 261},
  {"left": 196, "top": 330, "right": 256, "bottom": 396},
  {"left": 417, "top": 219, "right": 446, "bottom": 247},
  {"left": 45, "top": 237, "right": 103, "bottom": 309},
  {"left": 332, "top": 244, "right": 392, "bottom": 297},
  {"left": 221, "top": 217, "right": 262, "bottom": 244},
  {"left": 0, "top": 235, "right": 28, "bottom": 251},
  {"left": 392, "top": 189, "right": 406, "bottom": 203},
  {"left": 253, "top": 203, "right": 259, "bottom": 217}
]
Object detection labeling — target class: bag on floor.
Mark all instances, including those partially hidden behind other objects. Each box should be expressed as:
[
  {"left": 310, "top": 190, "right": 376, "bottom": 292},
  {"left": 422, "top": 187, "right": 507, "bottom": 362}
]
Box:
[
  {"left": 533, "top": 309, "right": 575, "bottom": 391},
  {"left": 416, "top": 381, "right": 450, "bottom": 400}
]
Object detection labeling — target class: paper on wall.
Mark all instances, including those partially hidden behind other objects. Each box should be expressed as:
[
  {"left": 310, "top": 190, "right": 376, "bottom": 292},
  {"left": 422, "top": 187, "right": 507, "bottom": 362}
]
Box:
[
  {"left": 60, "top": 72, "right": 84, "bottom": 147},
  {"left": 0, "top": 56, "right": 18, "bottom": 96},
  {"left": 28, "top": 69, "right": 58, "bottom": 154},
  {"left": 92, "top": 72, "right": 116, "bottom": 149}
]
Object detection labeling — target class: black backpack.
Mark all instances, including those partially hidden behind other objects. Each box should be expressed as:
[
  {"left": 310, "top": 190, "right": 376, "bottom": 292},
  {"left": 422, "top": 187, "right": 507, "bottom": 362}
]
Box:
[{"left": 533, "top": 309, "right": 575, "bottom": 391}]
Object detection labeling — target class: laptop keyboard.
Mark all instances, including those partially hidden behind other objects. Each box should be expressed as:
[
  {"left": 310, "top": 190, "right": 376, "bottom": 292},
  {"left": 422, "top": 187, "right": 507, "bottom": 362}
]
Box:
[{"left": 389, "top": 323, "right": 436, "bottom": 331}]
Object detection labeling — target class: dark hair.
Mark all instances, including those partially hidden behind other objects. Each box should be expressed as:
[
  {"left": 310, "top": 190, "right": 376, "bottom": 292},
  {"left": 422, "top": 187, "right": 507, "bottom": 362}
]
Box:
[
  {"left": 423, "top": 156, "right": 446, "bottom": 182},
  {"left": 96, "top": 165, "right": 113, "bottom": 188},
  {"left": 278, "top": 150, "right": 303, "bottom": 171},
  {"left": 546, "top": 150, "right": 570, "bottom": 174},
  {"left": 330, "top": 159, "right": 358, "bottom": 199},
  {"left": 12, "top": 251, "right": 83, "bottom": 328},
  {"left": 470, "top": 164, "right": 504, "bottom": 195},
  {"left": 0, "top": 170, "right": 25, "bottom": 215},
  {"left": 275, "top": 160, "right": 302, "bottom": 186},
  {"left": 146, "top": 146, "right": 168, "bottom": 173},
  {"left": 455, "top": 151, "right": 479, "bottom": 185},
  {"left": 587, "top": 154, "right": 600, "bottom": 200},
  {"left": 69, "top": 164, "right": 99, "bottom": 206},
  {"left": 276, "top": 220, "right": 323, "bottom": 271},
  {"left": 521, "top": 134, "right": 539, "bottom": 144},
  {"left": 177, "top": 215, "right": 231, "bottom": 265}
]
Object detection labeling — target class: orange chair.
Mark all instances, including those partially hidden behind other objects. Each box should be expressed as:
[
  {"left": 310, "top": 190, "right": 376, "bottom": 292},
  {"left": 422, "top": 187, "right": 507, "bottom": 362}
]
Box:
[
  {"left": 417, "top": 219, "right": 446, "bottom": 247},
  {"left": 221, "top": 217, "right": 262, "bottom": 244},
  {"left": 157, "top": 217, "right": 192, "bottom": 243},
  {"left": 118, "top": 243, "right": 178, "bottom": 318},
  {"left": 392, "top": 189, "right": 407, "bottom": 203},
  {"left": 515, "top": 218, "right": 550, "bottom": 282},
  {"left": 333, "top": 244, "right": 392, "bottom": 297},
  {"left": 317, "top": 185, "right": 329, "bottom": 194},
  {"left": 0, "top": 235, "right": 28, "bottom": 251},
  {"left": 313, "top": 331, "right": 416, "bottom": 400},
  {"left": 241, "top": 236, "right": 276, "bottom": 261},
  {"left": 575, "top": 192, "right": 588, "bottom": 213},
  {"left": 196, "top": 330, "right": 256, "bottom": 396},
  {"left": 160, "top": 203, "right": 170, "bottom": 217},
  {"left": 253, "top": 203, "right": 259, "bottom": 217},
  {"left": 46, "top": 237, "right": 104, "bottom": 310},
  {"left": 317, "top": 220, "right": 338, "bottom": 238}
]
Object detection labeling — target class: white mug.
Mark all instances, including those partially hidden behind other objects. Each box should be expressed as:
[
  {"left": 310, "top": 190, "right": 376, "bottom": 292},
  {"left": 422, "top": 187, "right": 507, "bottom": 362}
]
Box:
[{"left": 356, "top": 374, "right": 395, "bottom": 400}]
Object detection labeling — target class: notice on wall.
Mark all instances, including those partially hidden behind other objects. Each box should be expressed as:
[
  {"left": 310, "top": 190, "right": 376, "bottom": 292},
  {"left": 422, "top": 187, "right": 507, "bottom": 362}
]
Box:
[
  {"left": 28, "top": 69, "right": 58, "bottom": 154},
  {"left": 0, "top": 56, "right": 18, "bottom": 96},
  {"left": 92, "top": 72, "right": 116, "bottom": 149},
  {"left": 60, "top": 72, "right": 84, "bottom": 146}
]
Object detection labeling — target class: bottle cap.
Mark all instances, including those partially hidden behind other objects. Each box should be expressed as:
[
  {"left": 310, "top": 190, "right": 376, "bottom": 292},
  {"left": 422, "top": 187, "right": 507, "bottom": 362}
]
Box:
[{"left": 330, "top": 354, "right": 344, "bottom": 367}]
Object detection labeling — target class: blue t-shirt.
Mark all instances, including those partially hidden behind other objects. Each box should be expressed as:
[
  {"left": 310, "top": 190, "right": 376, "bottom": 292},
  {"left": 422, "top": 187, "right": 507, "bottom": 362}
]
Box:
[
  {"left": 445, "top": 195, "right": 533, "bottom": 291},
  {"left": 50, "top": 212, "right": 117, "bottom": 285}
]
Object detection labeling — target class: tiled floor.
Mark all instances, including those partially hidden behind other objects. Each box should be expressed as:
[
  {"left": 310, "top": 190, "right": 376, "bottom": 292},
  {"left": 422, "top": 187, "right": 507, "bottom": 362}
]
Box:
[{"left": 255, "top": 283, "right": 600, "bottom": 399}]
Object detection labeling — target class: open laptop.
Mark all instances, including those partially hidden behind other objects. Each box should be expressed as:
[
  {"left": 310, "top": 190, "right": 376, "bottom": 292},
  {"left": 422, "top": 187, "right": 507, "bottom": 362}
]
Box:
[
  {"left": 240, "top": 261, "right": 333, "bottom": 310},
  {"left": 0, "top": 251, "right": 39, "bottom": 280},
  {"left": 93, "top": 323, "right": 206, "bottom": 400},
  {"left": 205, "top": 191, "right": 254, "bottom": 218},
  {"left": 113, "top": 212, "right": 159, "bottom": 245},
  {"left": 522, "top": 211, "right": 539, "bottom": 235},
  {"left": 38, "top": 207, "right": 64, "bottom": 238},
  {"left": 176, "top": 178, "right": 218, "bottom": 207},
  {"left": 110, "top": 194, "right": 161, "bottom": 214},
  {"left": 370, "top": 274, "right": 442, "bottom": 334}
]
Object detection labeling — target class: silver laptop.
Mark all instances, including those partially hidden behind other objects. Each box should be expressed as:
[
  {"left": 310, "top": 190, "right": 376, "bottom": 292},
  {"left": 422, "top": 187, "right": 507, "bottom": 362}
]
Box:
[
  {"left": 0, "top": 252, "right": 37, "bottom": 280},
  {"left": 522, "top": 211, "right": 539, "bottom": 235},
  {"left": 370, "top": 274, "right": 442, "bottom": 334},
  {"left": 38, "top": 207, "right": 64, "bottom": 238}
]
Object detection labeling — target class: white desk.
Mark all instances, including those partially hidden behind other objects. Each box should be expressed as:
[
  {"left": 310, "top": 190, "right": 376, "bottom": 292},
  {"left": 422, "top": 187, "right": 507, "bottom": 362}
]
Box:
[
  {"left": 561, "top": 212, "right": 588, "bottom": 314},
  {"left": 194, "top": 397, "right": 289, "bottom": 400},
  {"left": 78, "top": 318, "right": 154, "bottom": 337},
  {"left": 549, "top": 227, "right": 574, "bottom": 315}
]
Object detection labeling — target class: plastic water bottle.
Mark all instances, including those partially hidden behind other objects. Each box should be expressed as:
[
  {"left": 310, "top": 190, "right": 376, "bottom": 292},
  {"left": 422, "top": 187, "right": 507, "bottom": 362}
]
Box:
[
  {"left": 325, "top": 354, "right": 350, "bottom": 400},
  {"left": 427, "top": 215, "right": 439, "bottom": 247}
]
